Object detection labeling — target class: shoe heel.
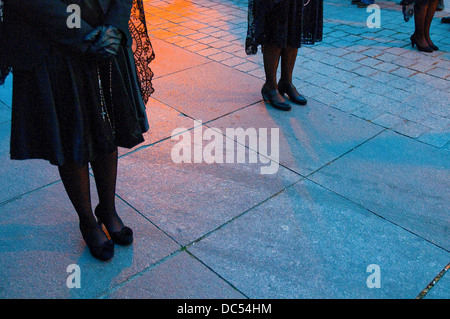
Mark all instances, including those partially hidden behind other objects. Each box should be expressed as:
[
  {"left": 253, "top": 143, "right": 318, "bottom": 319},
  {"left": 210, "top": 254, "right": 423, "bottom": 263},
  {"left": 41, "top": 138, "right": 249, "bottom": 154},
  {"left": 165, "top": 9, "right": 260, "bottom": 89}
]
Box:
[
  {"left": 261, "top": 88, "right": 270, "bottom": 101},
  {"left": 410, "top": 36, "right": 415, "bottom": 47},
  {"left": 95, "top": 205, "right": 133, "bottom": 246},
  {"left": 79, "top": 224, "right": 114, "bottom": 261}
]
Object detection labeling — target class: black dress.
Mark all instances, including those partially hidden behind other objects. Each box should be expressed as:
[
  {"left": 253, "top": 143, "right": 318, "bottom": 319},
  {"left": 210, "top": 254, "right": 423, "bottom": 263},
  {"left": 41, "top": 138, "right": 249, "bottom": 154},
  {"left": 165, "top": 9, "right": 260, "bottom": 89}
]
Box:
[
  {"left": 8, "top": 0, "right": 154, "bottom": 166},
  {"left": 246, "top": 0, "right": 324, "bottom": 55}
]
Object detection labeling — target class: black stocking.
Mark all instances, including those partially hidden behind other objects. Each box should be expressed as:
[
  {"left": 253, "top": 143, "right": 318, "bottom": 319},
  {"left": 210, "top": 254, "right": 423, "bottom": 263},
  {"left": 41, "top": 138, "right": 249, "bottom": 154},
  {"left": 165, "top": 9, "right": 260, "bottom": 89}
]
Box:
[
  {"left": 424, "top": 0, "right": 439, "bottom": 47},
  {"left": 414, "top": 2, "right": 430, "bottom": 48},
  {"left": 91, "top": 148, "right": 125, "bottom": 233},
  {"left": 263, "top": 43, "right": 282, "bottom": 91},
  {"left": 280, "top": 46, "right": 298, "bottom": 87},
  {"left": 58, "top": 163, "right": 108, "bottom": 245}
]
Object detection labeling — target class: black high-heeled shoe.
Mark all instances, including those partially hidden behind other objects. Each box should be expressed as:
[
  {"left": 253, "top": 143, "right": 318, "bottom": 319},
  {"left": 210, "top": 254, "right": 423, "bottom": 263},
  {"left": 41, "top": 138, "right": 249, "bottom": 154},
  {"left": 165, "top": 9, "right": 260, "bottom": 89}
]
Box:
[
  {"left": 427, "top": 41, "right": 439, "bottom": 51},
  {"left": 95, "top": 205, "right": 133, "bottom": 246},
  {"left": 278, "top": 81, "right": 307, "bottom": 105},
  {"left": 410, "top": 35, "right": 433, "bottom": 52},
  {"left": 79, "top": 223, "right": 114, "bottom": 261},
  {"left": 261, "top": 85, "right": 291, "bottom": 111}
]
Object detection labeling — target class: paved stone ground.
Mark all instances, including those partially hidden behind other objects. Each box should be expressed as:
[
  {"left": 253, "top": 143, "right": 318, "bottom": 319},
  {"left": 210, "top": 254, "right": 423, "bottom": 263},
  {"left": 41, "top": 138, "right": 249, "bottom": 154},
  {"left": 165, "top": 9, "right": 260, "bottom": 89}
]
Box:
[
  {"left": 143, "top": 0, "right": 450, "bottom": 148},
  {"left": 0, "top": 0, "right": 448, "bottom": 299}
]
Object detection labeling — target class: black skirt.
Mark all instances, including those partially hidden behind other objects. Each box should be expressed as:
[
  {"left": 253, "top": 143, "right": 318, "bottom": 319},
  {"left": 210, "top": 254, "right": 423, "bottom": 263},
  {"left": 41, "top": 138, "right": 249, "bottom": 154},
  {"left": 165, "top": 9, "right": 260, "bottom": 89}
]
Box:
[
  {"left": 9, "top": 1, "right": 149, "bottom": 166},
  {"left": 246, "top": 0, "right": 324, "bottom": 55}
]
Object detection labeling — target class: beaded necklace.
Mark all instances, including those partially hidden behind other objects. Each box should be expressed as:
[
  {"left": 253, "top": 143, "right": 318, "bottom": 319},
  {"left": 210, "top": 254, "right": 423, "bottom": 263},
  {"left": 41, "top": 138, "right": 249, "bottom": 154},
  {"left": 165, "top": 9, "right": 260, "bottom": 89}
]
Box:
[{"left": 97, "top": 62, "right": 115, "bottom": 137}]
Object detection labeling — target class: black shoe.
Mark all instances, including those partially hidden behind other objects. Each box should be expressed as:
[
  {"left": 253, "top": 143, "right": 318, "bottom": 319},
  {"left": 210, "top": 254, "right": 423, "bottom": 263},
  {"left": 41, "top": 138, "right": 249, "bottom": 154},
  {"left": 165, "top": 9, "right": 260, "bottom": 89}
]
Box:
[
  {"left": 80, "top": 223, "right": 114, "bottom": 261},
  {"left": 410, "top": 35, "right": 433, "bottom": 52},
  {"left": 278, "top": 82, "right": 307, "bottom": 106},
  {"left": 261, "top": 85, "right": 291, "bottom": 111},
  {"left": 351, "top": 0, "right": 361, "bottom": 4},
  {"left": 442, "top": 17, "right": 450, "bottom": 24},
  {"left": 95, "top": 205, "right": 133, "bottom": 246},
  {"left": 357, "top": 2, "right": 369, "bottom": 7},
  {"left": 427, "top": 42, "right": 439, "bottom": 51}
]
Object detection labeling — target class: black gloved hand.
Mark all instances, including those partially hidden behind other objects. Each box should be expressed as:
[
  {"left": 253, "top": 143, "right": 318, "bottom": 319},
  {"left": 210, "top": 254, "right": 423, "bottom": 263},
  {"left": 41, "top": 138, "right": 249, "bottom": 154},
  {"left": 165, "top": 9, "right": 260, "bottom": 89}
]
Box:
[{"left": 84, "top": 25, "right": 123, "bottom": 61}]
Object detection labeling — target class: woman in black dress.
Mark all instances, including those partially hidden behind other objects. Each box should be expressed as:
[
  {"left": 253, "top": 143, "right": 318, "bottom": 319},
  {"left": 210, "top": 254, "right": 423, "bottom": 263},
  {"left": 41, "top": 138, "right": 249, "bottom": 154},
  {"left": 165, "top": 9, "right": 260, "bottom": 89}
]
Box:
[
  {"left": 0, "top": 0, "right": 154, "bottom": 261},
  {"left": 401, "top": 0, "right": 440, "bottom": 52},
  {"left": 246, "top": 0, "right": 323, "bottom": 111}
]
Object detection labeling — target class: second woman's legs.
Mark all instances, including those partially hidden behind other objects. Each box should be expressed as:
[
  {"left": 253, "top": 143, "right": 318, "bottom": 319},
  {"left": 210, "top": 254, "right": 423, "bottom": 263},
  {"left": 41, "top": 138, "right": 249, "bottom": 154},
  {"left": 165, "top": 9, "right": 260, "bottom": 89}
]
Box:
[
  {"left": 279, "top": 46, "right": 298, "bottom": 87},
  {"left": 278, "top": 46, "right": 307, "bottom": 105},
  {"left": 413, "top": 2, "right": 430, "bottom": 48},
  {"left": 424, "top": 0, "right": 440, "bottom": 49},
  {"left": 262, "top": 43, "right": 282, "bottom": 91},
  {"left": 261, "top": 43, "right": 291, "bottom": 111}
]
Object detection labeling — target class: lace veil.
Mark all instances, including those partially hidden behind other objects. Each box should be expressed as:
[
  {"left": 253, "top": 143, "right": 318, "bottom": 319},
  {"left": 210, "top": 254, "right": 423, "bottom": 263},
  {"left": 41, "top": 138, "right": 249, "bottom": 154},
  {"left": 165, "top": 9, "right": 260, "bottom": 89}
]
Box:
[{"left": 129, "top": 0, "right": 155, "bottom": 104}]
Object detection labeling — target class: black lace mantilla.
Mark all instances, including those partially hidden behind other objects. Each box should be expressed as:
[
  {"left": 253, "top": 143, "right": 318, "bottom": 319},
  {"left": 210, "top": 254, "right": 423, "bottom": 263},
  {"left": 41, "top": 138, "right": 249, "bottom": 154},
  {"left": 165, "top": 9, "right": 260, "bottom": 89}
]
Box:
[
  {"left": 399, "top": 0, "right": 415, "bottom": 22},
  {"left": 0, "top": 0, "right": 155, "bottom": 100},
  {"left": 129, "top": 0, "right": 155, "bottom": 104}
]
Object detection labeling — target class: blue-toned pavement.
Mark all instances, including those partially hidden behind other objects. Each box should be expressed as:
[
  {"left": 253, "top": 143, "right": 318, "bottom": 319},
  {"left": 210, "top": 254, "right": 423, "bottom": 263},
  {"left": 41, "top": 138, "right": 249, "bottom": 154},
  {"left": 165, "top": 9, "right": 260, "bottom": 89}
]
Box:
[{"left": 0, "top": 0, "right": 448, "bottom": 299}]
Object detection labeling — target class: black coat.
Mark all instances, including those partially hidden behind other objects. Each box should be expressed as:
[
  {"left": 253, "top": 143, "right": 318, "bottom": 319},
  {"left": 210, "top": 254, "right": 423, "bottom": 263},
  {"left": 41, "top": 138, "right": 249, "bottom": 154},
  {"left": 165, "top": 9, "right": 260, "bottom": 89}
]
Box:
[
  {"left": 1, "top": 0, "right": 133, "bottom": 70},
  {"left": 1, "top": 0, "right": 153, "bottom": 165}
]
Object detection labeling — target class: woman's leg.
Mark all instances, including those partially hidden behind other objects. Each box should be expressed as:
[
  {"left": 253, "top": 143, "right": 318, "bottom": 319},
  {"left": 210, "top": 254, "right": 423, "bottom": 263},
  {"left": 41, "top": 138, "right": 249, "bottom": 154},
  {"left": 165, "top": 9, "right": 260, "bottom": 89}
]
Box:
[
  {"left": 413, "top": 2, "right": 430, "bottom": 48},
  {"left": 263, "top": 43, "right": 282, "bottom": 91},
  {"left": 278, "top": 46, "right": 307, "bottom": 105},
  {"left": 279, "top": 46, "right": 298, "bottom": 87},
  {"left": 58, "top": 163, "right": 109, "bottom": 245},
  {"left": 424, "top": 0, "right": 440, "bottom": 47},
  {"left": 90, "top": 148, "right": 125, "bottom": 233},
  {"left": 261, "top": 43, "right": 291, "bottom": 110}
]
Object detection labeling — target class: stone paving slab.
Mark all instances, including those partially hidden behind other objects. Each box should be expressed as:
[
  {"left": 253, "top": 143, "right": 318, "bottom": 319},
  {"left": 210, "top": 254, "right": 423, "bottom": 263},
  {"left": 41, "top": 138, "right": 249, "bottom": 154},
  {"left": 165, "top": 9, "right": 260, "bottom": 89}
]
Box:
[
  {"left": 0, "top": 101, "right": 11, "bottom": 125},
  {"left": 206, "top": 99, "right": 384, "bottom": 176},
  {"left": 0, "top": 180, "right": 180, "bottom": 298},
  {"left": 0, "top": 122, "right": 60, "bottom": 204},
  {"left": 0, "top": 74, "right": 12, "bottom": 109},
  {"left": 106, "top": 251, "right": 246, "bottom": 299},
  {"left": 188, "top": 179, "right": 449, "bottom": 298},
  {"left": 423, "top": 268, "right": 450, "bottom": 299},
  {"left": 141, "top": 98, "right": 199, "bottom": 144},
  {"left": 151, "top": 61, "right": 264, "bottom": 122},
  {"left": 116, "top": 136, "right": 301, "bottom": 246},
  {"left": 149, "top": 37, "right": 212, "bottom": 79},
  {"left": 309, "top": 130, "right": 450, "bottom": 250},
  {"left": 118, "top": 97, "right": 197, "bottom": 157}
]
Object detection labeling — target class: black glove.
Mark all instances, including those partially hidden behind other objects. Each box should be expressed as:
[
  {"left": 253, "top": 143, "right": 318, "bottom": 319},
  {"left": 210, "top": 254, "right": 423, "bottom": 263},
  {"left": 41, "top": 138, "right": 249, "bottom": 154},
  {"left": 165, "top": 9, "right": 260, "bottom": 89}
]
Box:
[{"left": 84, "top": 25, "right": 123, "bottom": 61}]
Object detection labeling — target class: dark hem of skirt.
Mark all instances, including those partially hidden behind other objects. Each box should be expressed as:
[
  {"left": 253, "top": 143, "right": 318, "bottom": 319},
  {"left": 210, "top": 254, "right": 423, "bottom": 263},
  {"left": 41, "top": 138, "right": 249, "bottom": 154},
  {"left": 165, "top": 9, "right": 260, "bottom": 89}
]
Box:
[
  {"left": 9, "top": 45, "right": 149, "bottom": 167},
  {"left": 245, "top": 0, "right": 323, "bottom": 55}
]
